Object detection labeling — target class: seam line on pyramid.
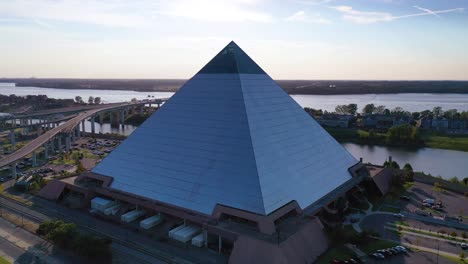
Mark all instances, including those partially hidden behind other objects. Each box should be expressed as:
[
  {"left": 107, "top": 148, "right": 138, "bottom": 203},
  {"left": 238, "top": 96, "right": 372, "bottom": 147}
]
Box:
[{"left": 235, "top": 56, "right": 267, "bottom": 215}]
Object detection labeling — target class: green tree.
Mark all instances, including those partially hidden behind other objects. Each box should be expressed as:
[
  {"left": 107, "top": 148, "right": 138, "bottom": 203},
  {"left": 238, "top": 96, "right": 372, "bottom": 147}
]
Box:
[
  {"left": 433, "top": 106, "right": 443, "bottom": 118},
  {"left": 335, "top": 104, "right": 348, "bottom": 114},
  {"left": 88, "top": 96, "right": 94, "bottom": 104},
  {"left": 347, "top": 104, "right": 358, "bottom": 115},
  {"left": 384, "top": 160, "right": 400, "bottom": 169},
  {"left": 362, "top": 103, "right": 375, "bottom": 114},
  {"left": 462, "top": 177, "right": 468, "bottom": 186},
  {"left": 403, "top": 163, "right": 413, "bottom": 171},
  {"left": 94, "top": 97, "right": 101, "bottom": 104},
  {"left": 75, "top": 96, "right": 83, "bottom": 103},
  {"left": 449, "top": 177, "right": 460, "bottom": 184},
  {"left": 335, "top": 104, "right": 357, "bottom": 115},
  {"left": 375, "top": 105, "right": 386, "bottom": 114},
  {"left": 387, "top": 124, "right": 420, "bottom": 145}
]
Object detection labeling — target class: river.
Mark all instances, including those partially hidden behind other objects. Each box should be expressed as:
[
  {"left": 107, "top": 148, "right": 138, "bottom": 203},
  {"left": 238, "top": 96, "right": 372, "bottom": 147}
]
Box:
[
  {"left": 1, "top": 83, "right": 468, "bottom": 112},
  {"left": 1, "top": 83, "right": 468, "bottom": 179}
]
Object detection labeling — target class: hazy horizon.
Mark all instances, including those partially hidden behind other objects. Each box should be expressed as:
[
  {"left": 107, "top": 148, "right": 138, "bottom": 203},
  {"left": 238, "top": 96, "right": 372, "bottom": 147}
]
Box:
[{"left": 1, "top": 0, "right": 468, "bottom": 80}]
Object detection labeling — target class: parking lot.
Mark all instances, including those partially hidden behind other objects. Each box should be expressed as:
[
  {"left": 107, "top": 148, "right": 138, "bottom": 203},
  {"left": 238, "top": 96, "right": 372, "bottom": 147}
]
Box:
[
  {"left": 0, "top": 136, "right": 122, "bottom": 191},
  {"left": 401, "top": 181, "right": 468, "bottom": 219},
  {"left": 366, "top": 251, "right": 454, "bottom": 264}
]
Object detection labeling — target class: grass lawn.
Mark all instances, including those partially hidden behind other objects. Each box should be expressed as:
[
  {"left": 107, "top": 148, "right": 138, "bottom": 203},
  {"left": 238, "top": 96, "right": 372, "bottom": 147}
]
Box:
[
  {"left": 425, "top": 135, "right": 468, "bottom": 152},
  {"left": 380, "top": 206, "right": 400, "bottom": 213},
  {"left": 0, "top": 256, "right": 10, "bottom": 264},
  {"left": 359, "top": 239, "right": 399, "bottom": 254},
  {"left": 316, "top": 245, "right": 355, "bottom": 264}
]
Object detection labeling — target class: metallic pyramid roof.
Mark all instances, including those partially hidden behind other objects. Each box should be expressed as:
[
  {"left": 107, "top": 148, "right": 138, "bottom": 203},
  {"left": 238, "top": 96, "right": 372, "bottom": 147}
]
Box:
[{"left": 92, "top": 41, "right": 358, "bottom": 216}]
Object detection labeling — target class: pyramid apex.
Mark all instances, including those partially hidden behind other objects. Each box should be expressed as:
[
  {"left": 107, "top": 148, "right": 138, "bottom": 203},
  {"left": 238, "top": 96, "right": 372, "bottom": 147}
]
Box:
[{"left": 197, "top": 41, "right": 265, "bottom": 74}]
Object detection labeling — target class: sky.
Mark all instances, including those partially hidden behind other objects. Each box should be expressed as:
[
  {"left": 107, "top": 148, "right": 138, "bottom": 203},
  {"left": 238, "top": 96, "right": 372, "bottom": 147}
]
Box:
[{"left": 1, "top": 0, "right": 467, "bottom": 80}]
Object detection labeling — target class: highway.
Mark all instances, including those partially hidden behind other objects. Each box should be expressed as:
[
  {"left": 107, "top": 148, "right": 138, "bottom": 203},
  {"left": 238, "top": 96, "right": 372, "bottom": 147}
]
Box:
[
  {"left": 0, "top": 115, "right": 76, "bottom": 132},
  {"left": 0, "top": 99, "right": 169, "bottom": 169}
]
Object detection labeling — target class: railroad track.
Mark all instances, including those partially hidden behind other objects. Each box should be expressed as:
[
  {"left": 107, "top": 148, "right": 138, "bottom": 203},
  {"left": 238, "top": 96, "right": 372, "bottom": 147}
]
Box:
[{"left": 0, "top": 193, "right": 187, "bottom": 264}]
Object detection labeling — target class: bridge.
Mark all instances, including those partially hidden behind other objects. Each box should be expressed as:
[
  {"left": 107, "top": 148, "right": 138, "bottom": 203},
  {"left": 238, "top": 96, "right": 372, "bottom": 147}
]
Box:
[{"left": 0, "top": 98, "right": 170, "bottom": 177}]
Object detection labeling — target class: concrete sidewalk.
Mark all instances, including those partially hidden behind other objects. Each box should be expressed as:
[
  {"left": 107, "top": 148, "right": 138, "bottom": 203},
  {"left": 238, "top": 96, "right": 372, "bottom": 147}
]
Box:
[{"left": 0, "top": 217, "right": 73, "bottom": 264}]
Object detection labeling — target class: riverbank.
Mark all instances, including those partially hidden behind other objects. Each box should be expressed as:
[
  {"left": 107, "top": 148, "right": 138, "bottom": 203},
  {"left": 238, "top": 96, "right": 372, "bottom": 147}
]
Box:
[{"left": 327, "top": 127, "right": 468, "bottom": 152}]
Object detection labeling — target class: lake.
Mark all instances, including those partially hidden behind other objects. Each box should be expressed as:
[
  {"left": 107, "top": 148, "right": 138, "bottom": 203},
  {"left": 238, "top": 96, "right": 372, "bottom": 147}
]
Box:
[{"left": 343, "top": 143, "right": 468, "bottom": 179}]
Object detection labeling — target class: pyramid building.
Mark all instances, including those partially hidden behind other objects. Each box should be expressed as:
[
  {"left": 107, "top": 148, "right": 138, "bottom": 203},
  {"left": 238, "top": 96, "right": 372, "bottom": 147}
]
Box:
[
  {"left": 38, "top": 41, "right": 372, "bottom": 263},
  {"left": 92, "top": 41, "right": 359, "bottom": 217}
]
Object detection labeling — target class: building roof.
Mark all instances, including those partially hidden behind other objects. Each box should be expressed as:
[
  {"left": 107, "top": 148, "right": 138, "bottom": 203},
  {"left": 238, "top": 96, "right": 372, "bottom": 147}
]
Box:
[{"left": 92, "top": 41, "right": 358, "bottom": 216}]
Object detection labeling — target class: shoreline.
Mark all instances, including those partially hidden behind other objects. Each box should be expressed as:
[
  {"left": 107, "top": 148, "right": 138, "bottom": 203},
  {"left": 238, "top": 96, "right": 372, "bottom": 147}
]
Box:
[
  {"left": 3, "top": 79, "right": 468, "bottom": 95},
  {"left": 10, "top": 84, "right": 468, "bottom": 95}
]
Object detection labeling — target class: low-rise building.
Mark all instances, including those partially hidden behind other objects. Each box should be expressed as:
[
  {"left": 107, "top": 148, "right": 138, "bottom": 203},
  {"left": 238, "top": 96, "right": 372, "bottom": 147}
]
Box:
[
  {"left": 362, "top": 114, "right": 412, "bottom": 129},
  {"left": 315, "top": 114, "right": 354, "bottom": 128}
]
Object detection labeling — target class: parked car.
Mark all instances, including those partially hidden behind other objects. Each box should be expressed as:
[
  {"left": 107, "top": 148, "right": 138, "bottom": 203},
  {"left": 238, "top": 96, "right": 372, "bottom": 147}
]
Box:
[
  {"left": 393, "top": 213, "right": 405, "bottom": 218},
  {"left": 415, "top": 210, "right": 431, "bottom": 216},
  {"left": 461, "top": 243, "right": 467, "bottom": 249},
  {"left": 400, "top": 196, "right": 411, "bottom": 201},
  {"left": 395, "top": 246, "right": 408, "bottom": 252}
]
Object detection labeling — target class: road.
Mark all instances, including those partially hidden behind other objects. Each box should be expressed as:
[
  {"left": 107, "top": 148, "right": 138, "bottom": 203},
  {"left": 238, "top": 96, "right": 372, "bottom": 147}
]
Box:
[
  {"left": 360, "top": 214, "right": 466, "bottom": 256},
  {"left": 0, "top": 115, "right": 76, "bottom": 132},
  {"left": 0, "top": 99, "right": 169, "bottom": 169},
  {"left": 0, "top": 216, "right": 77, "bottom": 263},
  {"left": 7, "top": 103, "right": 127, "bottom": 120}
]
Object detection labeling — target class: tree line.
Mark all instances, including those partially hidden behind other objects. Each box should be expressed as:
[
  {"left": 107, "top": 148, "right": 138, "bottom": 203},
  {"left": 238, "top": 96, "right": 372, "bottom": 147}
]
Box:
[
  {"left": 74, "top": 96, "right": 101, "bottom": 104},
  {"left": 305, "top": 103, "right": 468, "bottom": 120}
]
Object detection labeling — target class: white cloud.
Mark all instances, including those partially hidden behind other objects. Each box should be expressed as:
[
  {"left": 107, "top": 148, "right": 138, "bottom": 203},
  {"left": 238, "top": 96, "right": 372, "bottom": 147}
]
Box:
[
  {"left": 285, "top": 10, "right": 332, "bottom": 24},
  {"left": 0, "top": 0, "right": 152, "bottom": 28},
  {"left": 0, "top": 0, "right": 273, "bottom": 28},
  {"left": 161, "top": 0, "right": 273, "bottom": 23},
  {"left": 295, "top": 0, "right": 334, "bottom": 5},
  {"left": 332, "top": 5, "right": 464, "bottom": 24}
]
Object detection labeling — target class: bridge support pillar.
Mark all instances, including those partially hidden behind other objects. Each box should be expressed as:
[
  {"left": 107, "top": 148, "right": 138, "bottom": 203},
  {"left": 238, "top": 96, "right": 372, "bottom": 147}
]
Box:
[
  {"left": 9, "top": 130, "right": 15, "bottom": 146},
  {"left": 109, "top": 112, "right": 114, "bottom": 126},
  {"left": 37, "top": 125, "right": 42, "bottom": 137},
  {"left": 140, "top": 106, "right": 144, "bottom": 115},
  {"left": 75, "top": 126, "right": 80, "bottom": 139},
  {"left": 65, "top": 134, "right": 71, "bottom": 152},
  {"left": 99, "top": 113, "right": 104, "bottom": 124},
  {"left": 120, "top": 110, "right": 125, "bottom": 127},
  {"left": 157, "top": 103, "right": 161, "bottom": 108},
  {"left": 11, "top": 162, "right": 17, "bottom": 179},
  {"left": 44, "top": 143, "right": 49, "bottom": 160},
  {"left": 70, "top": 129, "right": 75, "bottom": 143},
  {"left": 50, "top": 139, "right": 55, "bottom": 153},
  {"left": 91, "top": 116, "right": 96, "bottom": 134},
  {"left": 32, "top": 151, "right": 37, "bottom": 167},
  {"left": 57, "top": 136, "right": 62, "bottom": 152}
]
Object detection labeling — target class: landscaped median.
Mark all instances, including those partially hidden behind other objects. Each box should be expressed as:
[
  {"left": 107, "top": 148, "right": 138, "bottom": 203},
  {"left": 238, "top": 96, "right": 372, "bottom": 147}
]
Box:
[{"left": 385, "top": 222, "right": 468, "bottom": 243}]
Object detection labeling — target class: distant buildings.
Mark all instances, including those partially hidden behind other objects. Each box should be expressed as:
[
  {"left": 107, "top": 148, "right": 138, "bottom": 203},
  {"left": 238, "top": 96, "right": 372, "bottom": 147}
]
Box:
[
  {"left": 420, "top": 117, "right": 467, "bottom": 132},
  {"left": 315, "top": 114, "right": 354, "bottom": 128},
  {"left": 362, "top": 114, "right": 413, "bottom": 129}
]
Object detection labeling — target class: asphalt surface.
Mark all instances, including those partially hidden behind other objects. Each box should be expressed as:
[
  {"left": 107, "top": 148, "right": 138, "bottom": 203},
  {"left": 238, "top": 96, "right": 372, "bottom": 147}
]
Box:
[
  {"left": 366, "top": 251, "right": 454, "bottom": 264},
  {"left": 0, "top": 216, "right": 77, "bottom": 263},
  {"left": 361, "top": 214, "right": 466, "bottom": 256}
]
